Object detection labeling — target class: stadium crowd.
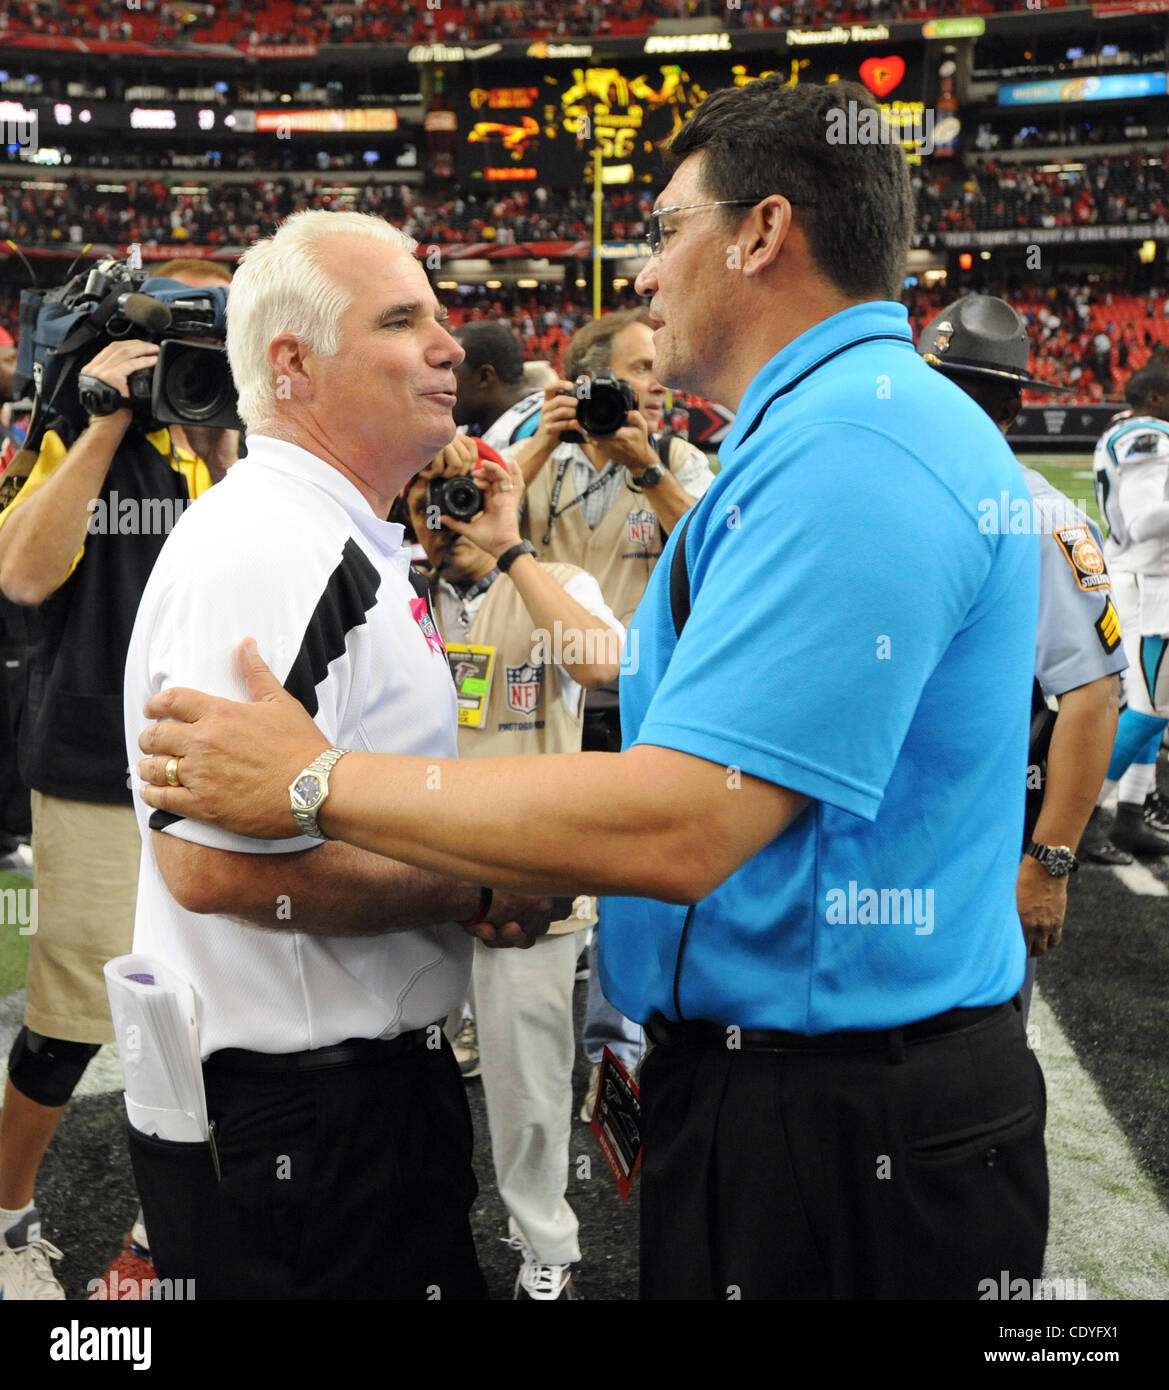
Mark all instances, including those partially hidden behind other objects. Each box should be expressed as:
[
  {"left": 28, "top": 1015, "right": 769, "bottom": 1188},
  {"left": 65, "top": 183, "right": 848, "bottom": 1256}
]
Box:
[
  {"left": 918, "top": 153, "right": 1169, "bottom": 237},
  {"left": 6, "top": 160, "right": 1169, "bottom": 256},
  {"left": 0, "top": 0, "right": 1060, "bottom": 49}
]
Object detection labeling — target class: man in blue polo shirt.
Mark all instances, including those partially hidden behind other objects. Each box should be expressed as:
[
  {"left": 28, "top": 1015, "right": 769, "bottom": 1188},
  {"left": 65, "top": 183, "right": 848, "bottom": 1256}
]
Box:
[{"left": 133, "top": 79, "right": 1048, "bottom": 1301}]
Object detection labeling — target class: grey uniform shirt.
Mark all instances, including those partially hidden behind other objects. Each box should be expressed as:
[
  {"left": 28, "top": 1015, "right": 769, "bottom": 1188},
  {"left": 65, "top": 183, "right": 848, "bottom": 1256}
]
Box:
[{"left": 1025, "top": 465, "right": 1128, "bottom": 698}]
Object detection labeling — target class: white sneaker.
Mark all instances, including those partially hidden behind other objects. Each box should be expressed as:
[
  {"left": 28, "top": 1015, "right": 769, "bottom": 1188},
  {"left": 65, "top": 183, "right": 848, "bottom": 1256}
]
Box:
[
  {"left": 0, "top": 1208, "right": 65, "bottom": 1300},
  {"left": 502, "top": 1233, "right": 579, "bottom": 1301}
]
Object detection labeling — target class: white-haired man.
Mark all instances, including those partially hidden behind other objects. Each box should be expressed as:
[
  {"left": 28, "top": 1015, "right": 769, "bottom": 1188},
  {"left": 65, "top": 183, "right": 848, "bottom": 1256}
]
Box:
[{"left": 122, "top": 210, "right": 549, "bottom": 1299}]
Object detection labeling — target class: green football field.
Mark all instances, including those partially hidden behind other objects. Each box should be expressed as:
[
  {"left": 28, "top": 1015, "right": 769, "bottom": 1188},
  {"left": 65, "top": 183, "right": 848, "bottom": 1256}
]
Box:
[{"left": 0, "top": 870, "right": 32, "bottom": 997}]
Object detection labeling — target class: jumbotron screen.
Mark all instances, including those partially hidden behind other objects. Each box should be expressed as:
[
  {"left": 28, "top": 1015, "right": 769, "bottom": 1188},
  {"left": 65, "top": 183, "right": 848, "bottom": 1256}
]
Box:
[{"left": 452, "top": 45, "right": 940, "bottom": 189}]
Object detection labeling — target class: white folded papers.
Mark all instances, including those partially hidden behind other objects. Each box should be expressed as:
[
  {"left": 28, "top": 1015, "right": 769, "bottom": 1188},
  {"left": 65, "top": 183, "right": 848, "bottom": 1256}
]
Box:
[{"left": 104, "top": 954, "right": 208, "bottom": 1144}]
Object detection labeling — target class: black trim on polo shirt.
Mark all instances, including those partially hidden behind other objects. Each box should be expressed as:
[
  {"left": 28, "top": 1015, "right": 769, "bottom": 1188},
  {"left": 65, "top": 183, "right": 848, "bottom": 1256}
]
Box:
[
  {"left": 284, "top": 537, "right": 382, "bottom": 718},
  {"left": 147, "top": 539, "right": 381, "bottom": 833}
]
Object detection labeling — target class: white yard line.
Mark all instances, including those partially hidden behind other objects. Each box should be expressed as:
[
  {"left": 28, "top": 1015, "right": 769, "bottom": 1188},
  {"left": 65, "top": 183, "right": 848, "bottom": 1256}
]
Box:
[
  {"left": 1033, "top": 990, "right": 1169, "bottom": 1299},
  {"left": 1108, "top": 861, "right": 1169, "bottom": 897}
]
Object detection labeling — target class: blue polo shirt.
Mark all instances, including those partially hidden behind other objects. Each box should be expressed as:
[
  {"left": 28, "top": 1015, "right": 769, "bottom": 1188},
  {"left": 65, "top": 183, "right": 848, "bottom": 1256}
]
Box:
[{"left": 600, "top": 301, "right": 1037, "bottom": 1032}]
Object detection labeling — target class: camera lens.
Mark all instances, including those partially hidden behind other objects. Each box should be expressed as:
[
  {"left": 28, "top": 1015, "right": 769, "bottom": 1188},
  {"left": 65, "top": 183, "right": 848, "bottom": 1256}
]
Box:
[
  {"left": 442, "top": 476, "right": 485, "bottom": 522},
  {"left": 162, "top": 345, "right": 233, "bottom": 422}
]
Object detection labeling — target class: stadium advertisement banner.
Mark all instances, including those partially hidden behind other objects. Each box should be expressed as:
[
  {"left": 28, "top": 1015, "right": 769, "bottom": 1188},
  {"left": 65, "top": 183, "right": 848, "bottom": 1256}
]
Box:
[
  {"left": 943, "top": 221, "right": 1169, "bottom": 247},
  {"left": 452, "top": 47, "right": 929, "bottom": 188},
  {"left": 997, "top": 72, "right": 1169, "bottom": 105}
]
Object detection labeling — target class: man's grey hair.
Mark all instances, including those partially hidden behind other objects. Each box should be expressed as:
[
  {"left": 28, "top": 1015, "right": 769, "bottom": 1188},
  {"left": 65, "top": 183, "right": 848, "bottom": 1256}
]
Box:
[{"left": 226, "top": 210, "right": 417, "bottom": 433}]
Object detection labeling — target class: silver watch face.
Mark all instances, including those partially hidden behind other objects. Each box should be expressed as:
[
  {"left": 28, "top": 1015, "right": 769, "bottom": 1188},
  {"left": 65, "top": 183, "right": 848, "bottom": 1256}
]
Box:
[{"left": 291, "top": 773, "right": 325, "bottom": 811}]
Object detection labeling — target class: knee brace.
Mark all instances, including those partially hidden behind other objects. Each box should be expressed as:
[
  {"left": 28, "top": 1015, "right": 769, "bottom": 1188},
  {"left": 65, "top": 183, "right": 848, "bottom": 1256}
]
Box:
[{"left": 7, "top": 1027, "right": 99, "bottom": 1107}]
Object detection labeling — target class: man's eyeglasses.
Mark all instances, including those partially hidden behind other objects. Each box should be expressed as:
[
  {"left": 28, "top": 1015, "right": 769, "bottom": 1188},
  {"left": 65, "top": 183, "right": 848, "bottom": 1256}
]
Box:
[{"left": 645, "top": 197, "right": 818, "bottom": 257}]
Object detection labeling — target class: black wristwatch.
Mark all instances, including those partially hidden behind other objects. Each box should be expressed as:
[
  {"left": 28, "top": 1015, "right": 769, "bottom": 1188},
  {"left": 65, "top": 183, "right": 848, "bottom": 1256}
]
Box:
[
  {"left": 497, "top": 540, "right": 538, "bottom": 574},
  {"left": 1024, "top": 841, "right": 1079, "bottom": 877},
  {"left": 629, "top": 462, "right": 666, "bottom": 489},
  {"left": 78, "top": 374, "right": 132, "bottom": 419}
]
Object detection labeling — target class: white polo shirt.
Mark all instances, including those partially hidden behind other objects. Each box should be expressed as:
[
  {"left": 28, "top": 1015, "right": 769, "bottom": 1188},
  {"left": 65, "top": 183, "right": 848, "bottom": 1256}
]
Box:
[{"left": 124, "top": 434, "right": 470, "bottom": 1058}]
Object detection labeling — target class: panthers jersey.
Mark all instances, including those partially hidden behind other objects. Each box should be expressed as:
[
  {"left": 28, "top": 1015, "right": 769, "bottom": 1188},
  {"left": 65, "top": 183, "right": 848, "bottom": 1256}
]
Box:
[{"left": 1093, "top": 413, "right": 1169, "bottom": 575}]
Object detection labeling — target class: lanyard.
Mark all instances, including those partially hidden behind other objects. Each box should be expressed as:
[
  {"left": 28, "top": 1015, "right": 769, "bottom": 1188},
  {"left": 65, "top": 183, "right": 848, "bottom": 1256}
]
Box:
[
  {"left": 445, "top": 568, "right": 500, "bottom": 628},
  {"left": 543, "top": 455, "right": 621, "bottom": 546}
]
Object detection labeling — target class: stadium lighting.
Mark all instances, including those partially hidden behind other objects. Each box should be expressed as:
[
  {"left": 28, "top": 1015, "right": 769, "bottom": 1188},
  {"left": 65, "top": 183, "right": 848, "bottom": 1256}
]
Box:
[
  {"left": 516, "top": 279, "right": 539, "bottom": 288},
  {"left": 575, "top": 278, "right": 587, "bottom": 288},
  {"left": 485, "top": 280, "right": 503, "bottom": 289},
  {"left": 979, "top": 252, "right": 991, "bottom": 261},
  {"left": 436, "top": 281, "right": 459, "bottom": 290}
]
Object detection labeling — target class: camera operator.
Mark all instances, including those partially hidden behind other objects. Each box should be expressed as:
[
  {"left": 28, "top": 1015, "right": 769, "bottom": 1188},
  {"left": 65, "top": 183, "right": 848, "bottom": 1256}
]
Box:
[{"left": 0, "top": 260, "right": 234, "bottom": 1300}]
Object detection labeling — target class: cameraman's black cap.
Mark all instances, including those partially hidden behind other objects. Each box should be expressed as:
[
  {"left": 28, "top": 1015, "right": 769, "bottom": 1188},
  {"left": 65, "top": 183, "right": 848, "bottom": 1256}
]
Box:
[{"left": 919, "top": 294, "right": 1069, "bottom": 392}]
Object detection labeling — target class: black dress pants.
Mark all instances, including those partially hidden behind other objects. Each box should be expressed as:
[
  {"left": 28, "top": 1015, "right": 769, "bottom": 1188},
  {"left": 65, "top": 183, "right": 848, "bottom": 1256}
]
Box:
[
  {"left": 639, "top": 998, "right": 1048, "bottom": 1300},
  {"left": 127, "top": 1035, "right": 486, "bottom": 1300}
]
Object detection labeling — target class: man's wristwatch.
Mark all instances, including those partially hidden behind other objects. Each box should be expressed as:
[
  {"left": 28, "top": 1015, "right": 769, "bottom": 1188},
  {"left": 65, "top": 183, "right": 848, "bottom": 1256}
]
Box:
[
  {"left": 1024, "top": 841, "right": 1079, "bottom": 877},
  {"left": 497, "top": 540, "right": 537, "bottom": 574},
  {"left": 289, "top": 747, "right": 351, "bottom": 839},
  {"left": 629, "top": 462, "right": 666, "bottom": 489}
]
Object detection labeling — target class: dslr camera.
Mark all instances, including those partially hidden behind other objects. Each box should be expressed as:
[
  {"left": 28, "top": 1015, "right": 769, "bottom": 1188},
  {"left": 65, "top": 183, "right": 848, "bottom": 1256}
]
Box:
[
  {"left": 13, "top": 257, "right": 241, "bottom": 435},
  {"left": 559, "top": 371, "right": 639, "bottom": 443},
  {"left": 426, "top": 473, "right": 485, "bottom": 526}
]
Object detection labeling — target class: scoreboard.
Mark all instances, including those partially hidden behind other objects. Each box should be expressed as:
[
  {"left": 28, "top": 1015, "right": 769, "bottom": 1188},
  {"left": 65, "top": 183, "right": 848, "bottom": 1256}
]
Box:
[{"left": 452, "top": 46, "right": 933, "bottom": 189}]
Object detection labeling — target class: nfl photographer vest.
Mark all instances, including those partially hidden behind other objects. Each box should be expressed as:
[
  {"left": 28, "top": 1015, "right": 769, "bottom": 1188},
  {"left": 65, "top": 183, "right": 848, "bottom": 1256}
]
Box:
[
  {"left": 522, "top": 453, "right": 661, "bottom": 630},
  {"left": 444, "top": 562, "right": 593, "bottom": 936},
  {"left": 10, "top": 427, "right": 206, "bottom": 804}
]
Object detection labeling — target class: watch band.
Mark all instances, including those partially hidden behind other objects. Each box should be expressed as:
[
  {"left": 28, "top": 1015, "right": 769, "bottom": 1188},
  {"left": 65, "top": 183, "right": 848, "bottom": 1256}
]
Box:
[
  {"left": 1024, "top": 841, "right": 1079, "bottom": 876},
  {"left": 497, "top": 540, "right": 538, "bottom": 574},
  {"left": 629, "top": 462, "right": 666, "bottom": 489},
  {"left": 289, "top": 746, "right": 351, "bottom": 840},
  {"left": 458, "top": 886, "right": 494, "bottom": 927}
]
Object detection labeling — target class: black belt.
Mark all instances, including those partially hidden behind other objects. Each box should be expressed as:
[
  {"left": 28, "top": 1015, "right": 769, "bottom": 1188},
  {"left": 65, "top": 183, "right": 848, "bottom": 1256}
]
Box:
[
  {"left": 204, "top": 1028, "right": 436, "bottom": 1075},
  {"left": 646, "top": 999, "right": 1015, "bottom": 1054}
]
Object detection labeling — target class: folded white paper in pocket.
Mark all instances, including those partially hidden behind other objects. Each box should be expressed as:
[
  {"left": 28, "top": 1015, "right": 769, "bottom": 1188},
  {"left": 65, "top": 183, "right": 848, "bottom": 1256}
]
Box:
[{"left": 104, "top": 954, "right": 208, "bottom": 1144}]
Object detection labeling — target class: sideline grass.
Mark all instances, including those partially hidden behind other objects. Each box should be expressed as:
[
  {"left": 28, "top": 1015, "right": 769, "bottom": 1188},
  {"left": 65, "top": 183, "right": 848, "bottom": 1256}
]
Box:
[{"left": 0, "top": 869, "right": 32, "bottom": 997}]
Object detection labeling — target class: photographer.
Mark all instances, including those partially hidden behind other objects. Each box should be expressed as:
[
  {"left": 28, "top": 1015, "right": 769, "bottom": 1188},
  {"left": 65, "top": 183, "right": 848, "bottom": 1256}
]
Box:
[
  {"left": 0, "top": 260, "right": 234, "bottom": 1300},
  {"left": 405, "top": 433, "right": 623, "bottom": 1299},
  {"left": 510, "top": 309, "right": 714, "bottom": 1096},
  {"left": 511, "top": 308, "right": 715, "bottom": 631}
]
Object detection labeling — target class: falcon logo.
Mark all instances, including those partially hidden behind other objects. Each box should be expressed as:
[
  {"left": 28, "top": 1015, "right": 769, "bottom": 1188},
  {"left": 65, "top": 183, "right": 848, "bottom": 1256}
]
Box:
[
  {"left": 1053, "top": 525, "right": 1111, "bottom": 592},
  {"left": 505, "top": 662, "right": 542, "bottom": 715},
  {"left": 627, "top": 509, "right": 657, "bottom": 547},
  {"left": 1096, "top": 598, "right": 1121, "bottom": 654}
]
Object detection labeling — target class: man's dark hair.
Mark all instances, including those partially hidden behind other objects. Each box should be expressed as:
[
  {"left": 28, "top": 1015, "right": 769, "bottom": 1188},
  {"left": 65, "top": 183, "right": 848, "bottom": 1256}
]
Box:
[
  {"left": 563, "top": 307, "right": 654, "bottom": 382},
  {"left": 1125, "top": 346, "right": 1169, "bottom": 408},
  {"left": 454, "top": 321, "right": 526, "bottom": 386},
  {"left": 664, "top": 79, "right": 915, "bottom": 302}
]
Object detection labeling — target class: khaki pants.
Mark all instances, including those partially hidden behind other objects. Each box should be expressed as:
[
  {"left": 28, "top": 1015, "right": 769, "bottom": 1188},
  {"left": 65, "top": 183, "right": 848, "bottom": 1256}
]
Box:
[
  {"left": 24, "top": 792, "right": 141, "bottom": 1044},
  {"left": 471, "top": 930, "right": 584, "bottom": 1266}
]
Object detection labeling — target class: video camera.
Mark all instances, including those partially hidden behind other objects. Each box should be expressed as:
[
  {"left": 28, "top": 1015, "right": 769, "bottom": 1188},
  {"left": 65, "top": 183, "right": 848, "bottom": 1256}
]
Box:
[{"left": 12, "top": 257, "right": 241, "bottom": 438}]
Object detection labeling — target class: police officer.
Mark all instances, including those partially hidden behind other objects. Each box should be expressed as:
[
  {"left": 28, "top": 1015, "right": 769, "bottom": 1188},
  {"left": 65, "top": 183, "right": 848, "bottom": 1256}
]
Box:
[{"left": 919, "top": 295, "right": 1127, "bottom": 1014}]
